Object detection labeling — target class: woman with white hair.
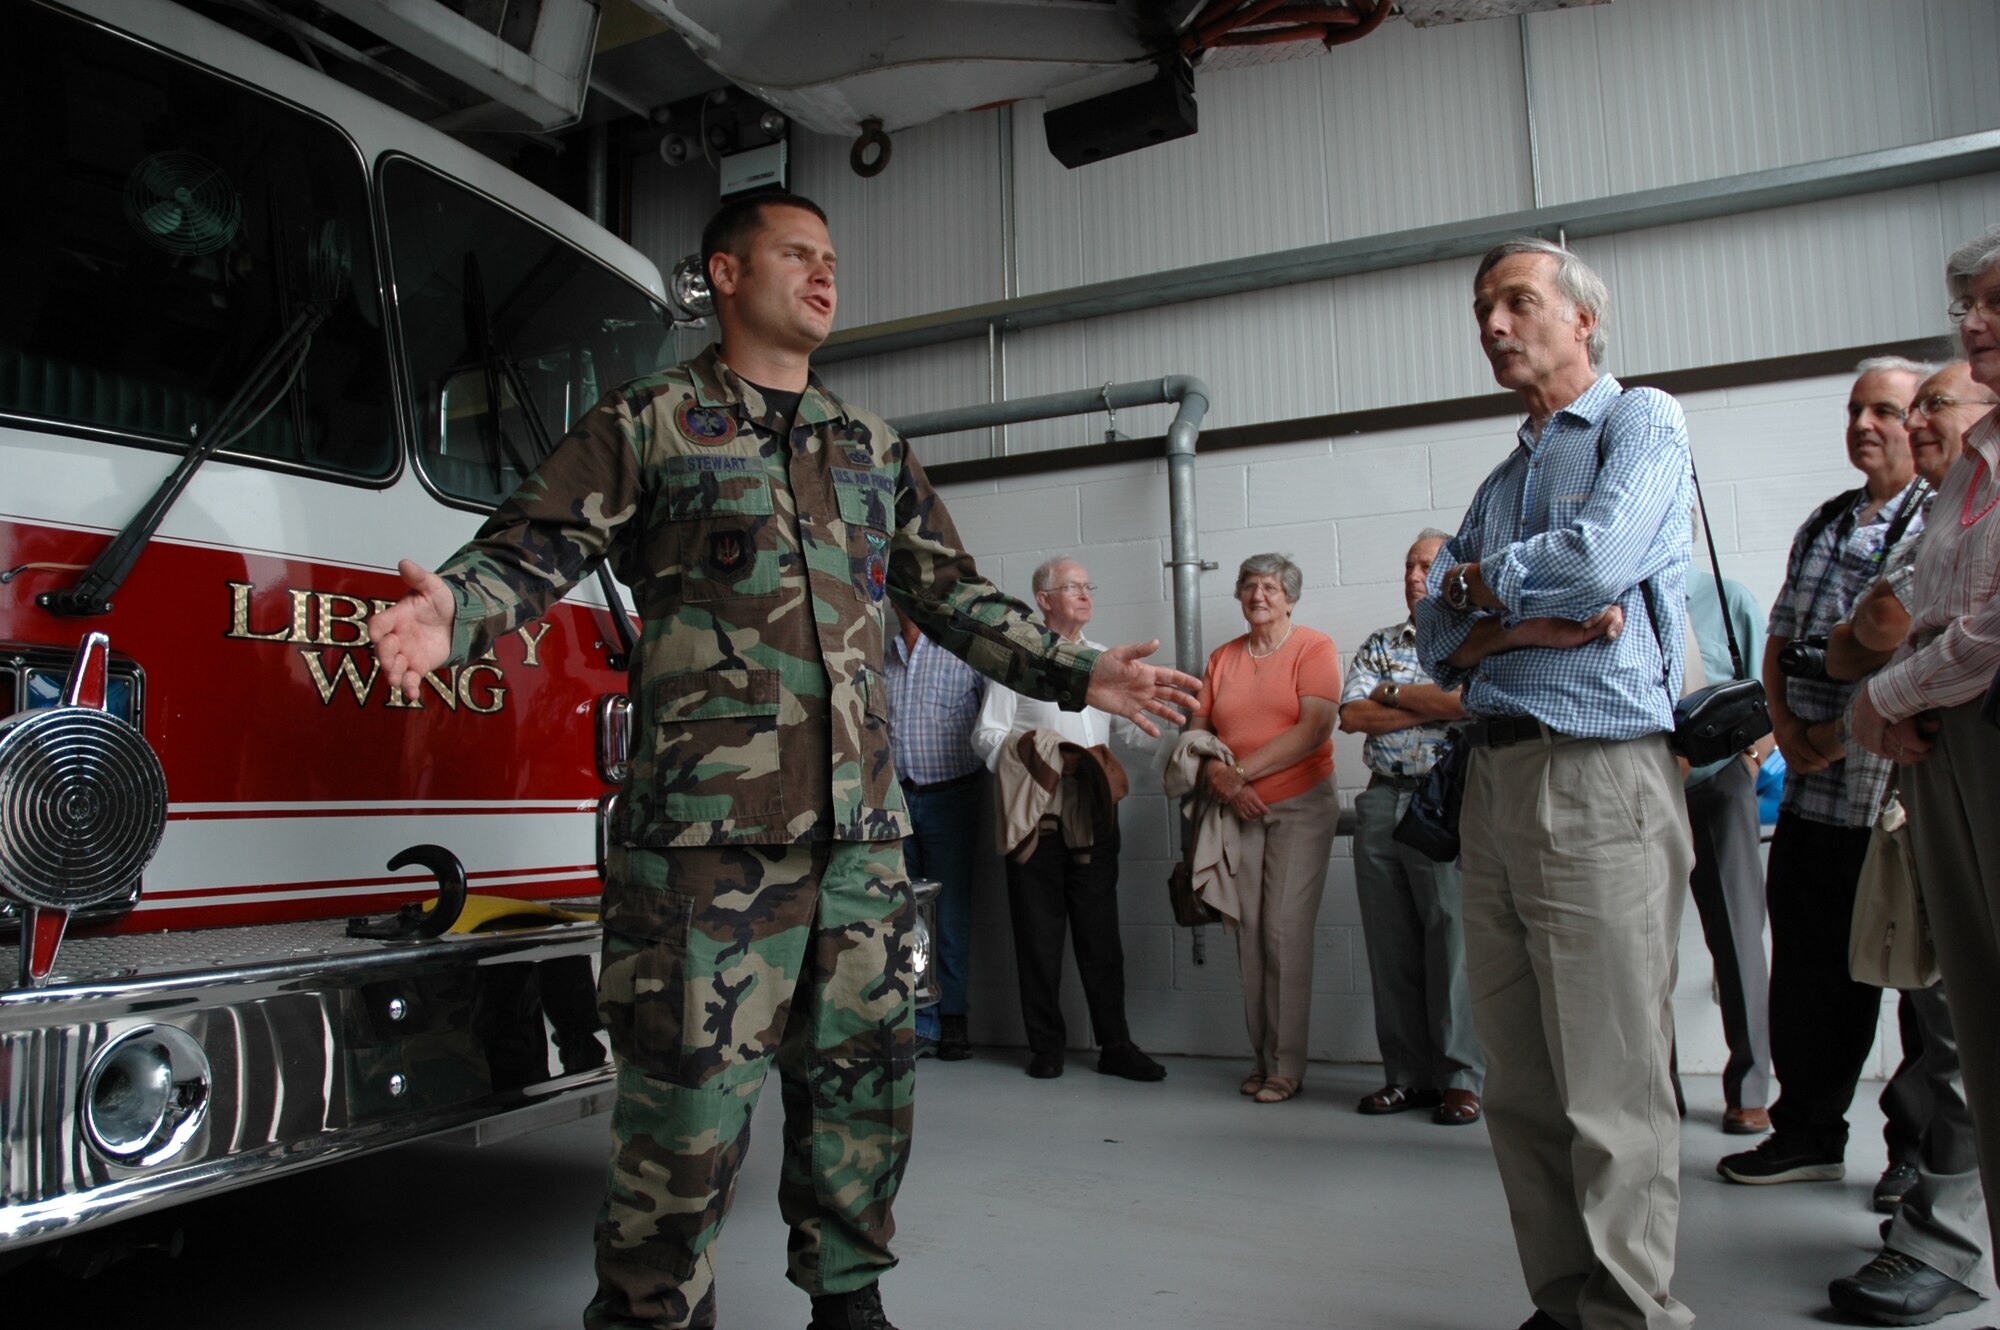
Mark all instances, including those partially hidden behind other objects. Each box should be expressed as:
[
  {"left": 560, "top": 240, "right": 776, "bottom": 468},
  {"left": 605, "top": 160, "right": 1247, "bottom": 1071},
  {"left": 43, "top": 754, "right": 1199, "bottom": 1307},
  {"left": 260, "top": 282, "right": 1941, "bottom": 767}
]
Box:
[
  {"left": 1853, "top": 223, "right": 2000, "bottom": 1270},
  {"left": 1183, "top": 553, "right": 1340, "bottom": 1104}
]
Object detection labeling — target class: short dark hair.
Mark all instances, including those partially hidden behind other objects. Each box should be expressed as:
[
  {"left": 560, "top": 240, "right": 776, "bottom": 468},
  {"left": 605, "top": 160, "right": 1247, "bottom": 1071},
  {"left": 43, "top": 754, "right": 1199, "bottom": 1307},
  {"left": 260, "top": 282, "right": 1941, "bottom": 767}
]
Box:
[{"left": 700, "top": 192, "right": 828, "bottom": 272}]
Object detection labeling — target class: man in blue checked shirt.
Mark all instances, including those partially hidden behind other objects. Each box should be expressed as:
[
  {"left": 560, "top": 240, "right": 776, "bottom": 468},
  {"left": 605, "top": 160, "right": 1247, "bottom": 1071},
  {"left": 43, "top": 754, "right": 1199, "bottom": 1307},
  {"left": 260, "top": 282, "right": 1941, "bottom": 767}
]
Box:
[
  {"left": 884, "top": 607, "right": 988, "bottom": 1060},
  {"left": 1415, "top": 238, "right": 1695, "bottom": 1330}
]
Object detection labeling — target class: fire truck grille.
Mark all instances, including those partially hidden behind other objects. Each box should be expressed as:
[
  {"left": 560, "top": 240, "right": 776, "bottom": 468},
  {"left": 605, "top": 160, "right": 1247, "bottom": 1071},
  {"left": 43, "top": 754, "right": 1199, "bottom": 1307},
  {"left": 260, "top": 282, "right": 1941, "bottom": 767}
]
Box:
[{"left": 0, "top": 705, "right": 167, "bottom": 911}]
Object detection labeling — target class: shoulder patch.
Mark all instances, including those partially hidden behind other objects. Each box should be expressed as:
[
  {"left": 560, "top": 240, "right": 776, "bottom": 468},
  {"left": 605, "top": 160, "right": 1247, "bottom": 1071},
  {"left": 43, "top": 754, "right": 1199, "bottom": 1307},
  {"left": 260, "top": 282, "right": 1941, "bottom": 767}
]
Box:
[{"left": 675, "top": 397, "right": 738, "bottom": 446}]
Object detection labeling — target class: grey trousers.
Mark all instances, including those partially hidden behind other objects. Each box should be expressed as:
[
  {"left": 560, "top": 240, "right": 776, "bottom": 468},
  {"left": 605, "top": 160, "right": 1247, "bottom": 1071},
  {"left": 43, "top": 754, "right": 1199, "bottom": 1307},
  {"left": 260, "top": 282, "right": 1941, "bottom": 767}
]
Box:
[
  {"left": 1682, "top": 756, "right": 1772, "bottom": 1110},
  {"left": 1460, "top": 730, "right": 1694, "bottom": 1330},
  {"left": 1352, "top": 778, "right": 1484, "bottom": 1093},
  {"left": 1902, "top": 699, "right": 2000, "bottom": 1276},
  {"left": 1232, "top": 777, "right": 1338, "bottom": 1084},
  {"left": 1883, "top": 982, "right": 1991, "bottom": 1289}
]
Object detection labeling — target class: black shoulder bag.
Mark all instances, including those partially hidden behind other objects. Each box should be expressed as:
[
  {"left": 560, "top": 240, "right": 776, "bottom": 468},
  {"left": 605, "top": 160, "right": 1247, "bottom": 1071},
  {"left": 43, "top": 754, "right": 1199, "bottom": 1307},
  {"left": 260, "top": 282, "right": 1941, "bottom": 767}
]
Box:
[
  {"left": 1390, "top": 732, "right": 1468, "bottom": 863},
  {"left": 1644, "top": 451, "right": 1773, "bottom": 766}
]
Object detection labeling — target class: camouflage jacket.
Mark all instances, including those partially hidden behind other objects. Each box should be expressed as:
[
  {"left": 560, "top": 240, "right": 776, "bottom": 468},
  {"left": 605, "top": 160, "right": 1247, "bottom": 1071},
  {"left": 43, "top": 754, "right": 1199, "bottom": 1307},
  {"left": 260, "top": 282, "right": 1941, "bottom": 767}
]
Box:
[{"left": 436, "top": 344, "right": 1097, "bottom": 848}]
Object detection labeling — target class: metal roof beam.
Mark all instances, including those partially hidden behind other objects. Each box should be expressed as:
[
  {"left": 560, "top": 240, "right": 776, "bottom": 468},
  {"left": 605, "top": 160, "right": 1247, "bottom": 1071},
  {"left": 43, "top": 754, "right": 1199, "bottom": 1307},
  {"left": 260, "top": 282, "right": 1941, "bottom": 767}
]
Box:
[{"left": 817, "top": 130, "right": 2000, "bottom": 365}]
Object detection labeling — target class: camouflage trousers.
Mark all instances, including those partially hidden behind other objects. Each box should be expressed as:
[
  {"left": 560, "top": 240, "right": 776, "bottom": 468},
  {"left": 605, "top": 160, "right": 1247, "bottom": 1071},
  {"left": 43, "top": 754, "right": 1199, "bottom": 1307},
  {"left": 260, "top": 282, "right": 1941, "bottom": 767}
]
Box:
[{"left": 586, "top": 839, "right": 916, "bottom": 1329}]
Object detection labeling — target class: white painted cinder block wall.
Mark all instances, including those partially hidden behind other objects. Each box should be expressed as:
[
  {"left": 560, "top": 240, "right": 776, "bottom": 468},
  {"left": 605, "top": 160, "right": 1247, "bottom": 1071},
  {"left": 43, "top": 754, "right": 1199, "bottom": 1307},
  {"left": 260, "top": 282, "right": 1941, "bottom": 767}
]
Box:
[{"left": 928, "top": 368, "right": 1911, "bottom": 1081}]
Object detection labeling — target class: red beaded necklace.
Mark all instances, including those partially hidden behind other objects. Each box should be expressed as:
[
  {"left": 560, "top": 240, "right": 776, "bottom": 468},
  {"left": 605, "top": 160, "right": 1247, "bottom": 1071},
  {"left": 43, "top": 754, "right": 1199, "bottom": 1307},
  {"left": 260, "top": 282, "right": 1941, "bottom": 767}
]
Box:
[{"left": 1964, "top": 455, "right": 2000, "bottom": 528}]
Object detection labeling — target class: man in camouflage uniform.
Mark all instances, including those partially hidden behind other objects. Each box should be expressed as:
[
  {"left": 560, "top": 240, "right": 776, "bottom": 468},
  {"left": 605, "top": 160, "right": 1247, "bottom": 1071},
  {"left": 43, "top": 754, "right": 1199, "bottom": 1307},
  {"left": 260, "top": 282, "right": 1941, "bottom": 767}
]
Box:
[{"left": 368, "top": 193, "right": 1198, "bottom": 1330}]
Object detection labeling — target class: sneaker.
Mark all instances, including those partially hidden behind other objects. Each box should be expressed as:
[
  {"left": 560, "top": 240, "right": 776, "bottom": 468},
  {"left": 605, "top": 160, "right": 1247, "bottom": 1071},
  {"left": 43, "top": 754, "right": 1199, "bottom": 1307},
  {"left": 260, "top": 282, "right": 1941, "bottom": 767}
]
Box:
[
  {"left": 937, "top": 1013, "right": 972, "bottom": 1061},
  {"left": 1875, "top": 1161, "right": 1921, "bottom": 1213},
  {"left": 1827, "top": 1247, "right": 1981, "bottom": 1325},
  {"left": 807, "top": 1283, "right": 900, "bottom": 1330},
  {"left": 1717, "top": 1136, "right": 1845, "bottom": 1184}
]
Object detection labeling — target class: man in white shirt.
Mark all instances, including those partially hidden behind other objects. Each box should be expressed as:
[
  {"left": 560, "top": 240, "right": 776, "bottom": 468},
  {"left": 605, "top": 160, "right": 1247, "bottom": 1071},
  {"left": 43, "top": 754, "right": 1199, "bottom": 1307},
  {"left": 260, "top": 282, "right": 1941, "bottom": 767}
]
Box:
[{"left": 972, "top": 555, "right": 1164, "bottom": 1082}]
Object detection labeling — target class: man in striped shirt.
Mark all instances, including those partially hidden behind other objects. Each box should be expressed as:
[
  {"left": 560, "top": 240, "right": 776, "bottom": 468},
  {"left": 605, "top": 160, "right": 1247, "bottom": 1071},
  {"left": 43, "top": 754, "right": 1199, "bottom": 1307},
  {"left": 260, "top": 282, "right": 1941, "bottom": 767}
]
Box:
[
  {"left": 885, "top": 609, "right": 987, "bottom": 1060},
  {"left": 1415, "top": 237, "right": 1694, "bottom": 1330}
]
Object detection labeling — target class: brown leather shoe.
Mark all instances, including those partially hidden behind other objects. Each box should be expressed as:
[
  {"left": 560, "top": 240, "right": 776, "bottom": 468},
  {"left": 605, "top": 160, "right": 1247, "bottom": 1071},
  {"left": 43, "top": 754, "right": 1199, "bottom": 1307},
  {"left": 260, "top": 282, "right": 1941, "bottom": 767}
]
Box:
[
  {"left": 1723, "top": 1106, "right": 1771, "bottom": 1135},
  {"left": 1434, "top": 1088, "right": 1482, "bottom": 1125}
]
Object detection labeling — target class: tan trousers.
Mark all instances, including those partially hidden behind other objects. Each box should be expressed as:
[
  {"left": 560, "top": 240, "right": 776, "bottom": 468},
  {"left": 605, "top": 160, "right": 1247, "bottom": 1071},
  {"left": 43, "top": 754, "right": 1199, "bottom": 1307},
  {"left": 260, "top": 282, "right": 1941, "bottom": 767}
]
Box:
[
  {"left": 1902, "top": 700, "right": 2000, "bottom": 1269},
  {"left": 1232, "top": 777, "right": 1338, "bottom": 1083},
  {"left": 1459, "top": 732, "right": 1694, "bottom": 1330}
]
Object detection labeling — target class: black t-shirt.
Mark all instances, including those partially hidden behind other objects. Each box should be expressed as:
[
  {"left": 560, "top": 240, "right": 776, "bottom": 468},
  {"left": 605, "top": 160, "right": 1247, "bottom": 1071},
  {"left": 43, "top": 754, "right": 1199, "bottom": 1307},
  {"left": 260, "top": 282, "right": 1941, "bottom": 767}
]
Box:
[{"left": 742, "top": 378, "right": 802, "bottom": 443}]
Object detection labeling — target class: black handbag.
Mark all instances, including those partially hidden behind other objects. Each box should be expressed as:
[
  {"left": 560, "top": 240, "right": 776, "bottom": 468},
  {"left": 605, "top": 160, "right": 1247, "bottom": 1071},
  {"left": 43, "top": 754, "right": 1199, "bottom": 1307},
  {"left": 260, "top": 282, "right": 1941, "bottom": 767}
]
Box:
[
  {"left": 1670, "top": 677, "right": 1770, "bottom": 766},
  {"left": 1642, "top": 452, "right": 1773, "bottom": 766},
  {"left": 1391, "top": 731, "right": 1469, "bottom": 863},
  {"left": 1167, "top": 800, "right": 1220, "bottom": 927}
]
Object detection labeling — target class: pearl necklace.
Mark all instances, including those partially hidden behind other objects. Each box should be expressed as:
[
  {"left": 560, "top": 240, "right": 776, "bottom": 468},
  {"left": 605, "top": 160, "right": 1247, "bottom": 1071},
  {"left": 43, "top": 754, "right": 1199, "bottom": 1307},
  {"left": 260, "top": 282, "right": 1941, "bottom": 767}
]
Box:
[
  {"left": 1963, "top": 455, "right": 2000, "bottom": 528},
  {"left": 1246, "top": 623, "right": 1294, "bottom": 661}
]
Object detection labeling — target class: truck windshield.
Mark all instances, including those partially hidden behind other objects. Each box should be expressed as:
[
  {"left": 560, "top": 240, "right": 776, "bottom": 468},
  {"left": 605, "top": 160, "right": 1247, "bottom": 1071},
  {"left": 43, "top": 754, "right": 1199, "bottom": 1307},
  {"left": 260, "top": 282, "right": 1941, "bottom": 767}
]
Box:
[
  {"left": 0, "top": 1, "right": 395, "bottom": 479},
  {"left": 380, "top": 159, "right": 676, "bottom": 508}
]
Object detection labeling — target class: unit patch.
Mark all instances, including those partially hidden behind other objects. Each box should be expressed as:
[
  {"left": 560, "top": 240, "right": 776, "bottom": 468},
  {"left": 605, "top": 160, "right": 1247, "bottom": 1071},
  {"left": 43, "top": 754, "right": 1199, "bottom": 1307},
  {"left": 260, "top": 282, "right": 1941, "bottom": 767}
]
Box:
[
  {"left": 863, "top": 531, "right": 889, "bottom": 602},
  {"left": 846, "top": 447, "right": 874, "bottom": 467},
  {"left": 708, "top": 530, "right": 750, "bottom": 576},
  {"left": 676, "top": 398, "right": 738, "bottom": 446}
]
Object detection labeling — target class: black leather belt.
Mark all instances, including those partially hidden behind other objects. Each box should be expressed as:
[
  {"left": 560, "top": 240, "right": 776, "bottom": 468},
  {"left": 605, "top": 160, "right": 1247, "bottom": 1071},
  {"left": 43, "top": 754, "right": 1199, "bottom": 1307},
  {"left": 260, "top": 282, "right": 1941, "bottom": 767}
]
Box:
[
  {"left": 899, "top": 768, "right": 982, "bottom": 795},
  {"left": 1368, "top": 772, "right": 1424, "bottom": 792},
  {"left": 1461, "top": 715, "right": 1562, "bottom": 749}
]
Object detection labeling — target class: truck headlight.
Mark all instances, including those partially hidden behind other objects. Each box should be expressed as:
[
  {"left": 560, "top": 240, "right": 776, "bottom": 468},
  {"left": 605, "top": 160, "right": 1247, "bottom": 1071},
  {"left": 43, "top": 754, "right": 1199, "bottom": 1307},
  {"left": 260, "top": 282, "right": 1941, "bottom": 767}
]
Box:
[{"left": 81, "top": 1025, "right": 211, "bottom": 1165}]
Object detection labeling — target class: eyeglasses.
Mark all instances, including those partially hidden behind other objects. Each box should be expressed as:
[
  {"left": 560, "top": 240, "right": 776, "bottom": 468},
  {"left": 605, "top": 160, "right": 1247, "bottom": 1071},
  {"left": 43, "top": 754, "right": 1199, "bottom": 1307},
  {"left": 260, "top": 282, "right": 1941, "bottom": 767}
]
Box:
[
  {"left": 1948, "top": 290, "right": 2000, "bottom": 325},
  {"left": 1047, "top": 582, "right": 1096, "bottom": 596},
  {"left": 1911, "top": 392, "right": 2000, "bottom": 416}
]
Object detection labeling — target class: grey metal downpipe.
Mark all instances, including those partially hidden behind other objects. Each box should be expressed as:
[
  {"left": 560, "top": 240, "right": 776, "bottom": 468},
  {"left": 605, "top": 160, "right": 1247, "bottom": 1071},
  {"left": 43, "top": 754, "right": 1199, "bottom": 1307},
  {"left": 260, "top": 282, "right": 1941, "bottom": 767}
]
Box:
[{"left": 889, "top": 375, "right": 1213, "bottom": 677}]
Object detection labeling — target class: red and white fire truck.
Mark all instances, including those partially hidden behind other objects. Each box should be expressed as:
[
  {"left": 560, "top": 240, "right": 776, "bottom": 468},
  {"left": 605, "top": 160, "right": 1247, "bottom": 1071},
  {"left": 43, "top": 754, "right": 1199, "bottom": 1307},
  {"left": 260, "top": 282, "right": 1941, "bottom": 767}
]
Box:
[{"left": 1, "top": 0, "right": 672, "bottom": 1262}]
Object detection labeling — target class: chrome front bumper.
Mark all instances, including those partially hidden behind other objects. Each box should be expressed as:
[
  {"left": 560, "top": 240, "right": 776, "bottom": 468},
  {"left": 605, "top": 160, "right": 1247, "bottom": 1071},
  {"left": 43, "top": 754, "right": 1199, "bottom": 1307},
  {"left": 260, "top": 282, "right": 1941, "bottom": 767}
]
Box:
[{"left": 0, "top": 918, "right": 611, "bottom": 1250}]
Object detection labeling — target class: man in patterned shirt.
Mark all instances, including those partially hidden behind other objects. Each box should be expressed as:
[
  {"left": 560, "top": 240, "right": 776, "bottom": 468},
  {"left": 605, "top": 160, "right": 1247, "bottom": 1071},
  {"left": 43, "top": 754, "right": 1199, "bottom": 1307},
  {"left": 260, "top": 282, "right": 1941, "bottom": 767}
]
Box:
[
  {"left": 1337, "top": 528, "right": 1482, "bottom": 1126},
  {"left": 1415, "top": 237, "right": 1694, "bottom": 1330},
  {"left": 885, "top": 607, "right": 985, "bottom": 1060},
  {"left": 1719, "top": 359, "right": 1931, "bottom": 1195}
]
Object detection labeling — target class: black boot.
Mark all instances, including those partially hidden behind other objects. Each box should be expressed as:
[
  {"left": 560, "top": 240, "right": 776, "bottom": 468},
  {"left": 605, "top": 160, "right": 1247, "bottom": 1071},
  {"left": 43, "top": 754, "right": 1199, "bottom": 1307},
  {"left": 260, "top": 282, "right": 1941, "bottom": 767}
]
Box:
[
  {"left": 807, "top": 1283, "right": 900, "bottom": 1330},
  {"left": 937, "top": 1014, "right": 972, "bottom": 1061}
]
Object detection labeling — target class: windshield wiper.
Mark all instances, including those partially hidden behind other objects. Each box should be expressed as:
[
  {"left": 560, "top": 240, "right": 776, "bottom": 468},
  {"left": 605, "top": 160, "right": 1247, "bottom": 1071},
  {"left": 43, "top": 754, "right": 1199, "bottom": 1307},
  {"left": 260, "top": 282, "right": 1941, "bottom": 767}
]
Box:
[{"left": 39, "top": 303, "right": 330, "bottom": 617}]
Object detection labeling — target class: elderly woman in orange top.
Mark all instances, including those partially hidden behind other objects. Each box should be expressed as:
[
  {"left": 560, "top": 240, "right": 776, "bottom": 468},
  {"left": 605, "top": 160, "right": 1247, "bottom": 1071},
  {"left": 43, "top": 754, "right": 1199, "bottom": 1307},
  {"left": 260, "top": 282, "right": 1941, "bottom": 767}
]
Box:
[{"left": 1185, "top": 553, "right": 1341, "bottom": 1104}]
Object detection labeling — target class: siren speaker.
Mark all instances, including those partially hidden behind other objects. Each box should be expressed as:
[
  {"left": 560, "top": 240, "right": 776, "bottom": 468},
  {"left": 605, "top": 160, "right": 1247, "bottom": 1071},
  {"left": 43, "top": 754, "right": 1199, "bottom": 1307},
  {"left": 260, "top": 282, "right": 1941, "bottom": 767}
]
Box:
[{"left": 1043, "top": 57, "right": 1197, "bottom": 169}]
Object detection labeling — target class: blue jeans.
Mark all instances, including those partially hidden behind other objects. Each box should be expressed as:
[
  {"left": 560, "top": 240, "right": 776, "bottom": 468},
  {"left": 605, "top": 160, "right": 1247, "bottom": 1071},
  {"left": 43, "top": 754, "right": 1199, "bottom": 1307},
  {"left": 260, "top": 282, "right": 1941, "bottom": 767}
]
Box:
[{"left": 903, "top": 775, "right": 980, "bottom": 1039}]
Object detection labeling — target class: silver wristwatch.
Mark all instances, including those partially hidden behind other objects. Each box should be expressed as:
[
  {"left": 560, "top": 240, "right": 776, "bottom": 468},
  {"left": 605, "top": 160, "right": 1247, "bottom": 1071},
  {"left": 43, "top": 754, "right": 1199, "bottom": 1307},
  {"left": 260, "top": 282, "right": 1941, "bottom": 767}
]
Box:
[{"left": 1444, "top": 565, "right": 1471, "bottom": 612}]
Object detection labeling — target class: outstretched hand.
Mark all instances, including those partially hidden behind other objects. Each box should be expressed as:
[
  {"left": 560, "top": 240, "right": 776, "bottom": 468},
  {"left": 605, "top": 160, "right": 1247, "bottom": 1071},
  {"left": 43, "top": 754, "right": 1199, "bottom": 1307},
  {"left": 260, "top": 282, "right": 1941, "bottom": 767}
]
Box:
[
  {"left": 1085, "top": 640, "right": 1204, "bottom": 738},
  {"left": 367, "top": 559, "right": 455, "bottom": 702}
]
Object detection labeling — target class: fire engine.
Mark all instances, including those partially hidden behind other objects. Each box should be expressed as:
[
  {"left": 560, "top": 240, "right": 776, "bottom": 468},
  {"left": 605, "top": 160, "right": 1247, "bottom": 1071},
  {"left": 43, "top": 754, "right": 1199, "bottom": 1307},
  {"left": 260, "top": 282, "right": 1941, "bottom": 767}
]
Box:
[{"left": 1, "top": 0, "right": 682, "bottom": 1263}]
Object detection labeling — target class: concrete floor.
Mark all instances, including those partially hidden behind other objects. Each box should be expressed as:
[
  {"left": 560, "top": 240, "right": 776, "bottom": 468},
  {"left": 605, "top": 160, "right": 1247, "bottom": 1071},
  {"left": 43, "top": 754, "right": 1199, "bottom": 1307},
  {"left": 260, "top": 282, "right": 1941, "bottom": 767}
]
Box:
[{"left": 11, "top": 1059, "right": 1994, "bottom": 1330}]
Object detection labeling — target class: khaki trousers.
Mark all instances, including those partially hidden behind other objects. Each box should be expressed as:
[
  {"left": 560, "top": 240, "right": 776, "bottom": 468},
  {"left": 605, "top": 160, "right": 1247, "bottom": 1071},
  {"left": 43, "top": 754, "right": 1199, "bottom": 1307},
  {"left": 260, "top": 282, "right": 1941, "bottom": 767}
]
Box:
[
  {"left": 1460, "top": 731, "right": 1694, "bottom": 1330},
  {"left": 1902, "top": 699, "right": 2000, "bottom": 1271},
  {"left": 1232, "top": 777, "right": 1338, "bottom": 1084}
]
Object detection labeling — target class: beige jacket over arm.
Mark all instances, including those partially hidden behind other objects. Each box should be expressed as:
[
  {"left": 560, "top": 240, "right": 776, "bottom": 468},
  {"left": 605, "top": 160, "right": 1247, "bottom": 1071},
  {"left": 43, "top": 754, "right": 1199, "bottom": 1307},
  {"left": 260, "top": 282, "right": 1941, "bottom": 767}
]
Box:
[{"left": 1164, "top": 729, "right": 1244, "bottom": 929}]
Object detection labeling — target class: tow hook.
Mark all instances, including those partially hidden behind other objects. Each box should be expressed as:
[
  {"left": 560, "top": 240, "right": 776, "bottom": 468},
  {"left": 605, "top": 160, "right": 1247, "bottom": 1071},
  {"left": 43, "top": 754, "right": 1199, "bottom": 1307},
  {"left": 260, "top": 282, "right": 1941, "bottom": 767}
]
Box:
[{"left": 346, "top": 844, "right": 468, "bottom": 940}]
